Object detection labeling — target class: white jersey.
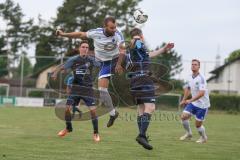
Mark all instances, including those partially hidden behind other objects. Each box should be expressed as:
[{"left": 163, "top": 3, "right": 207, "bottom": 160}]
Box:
[
  {"left": 86, "top": 28, "right": 124, "bottom": 61},
  {"left": 184, "top": 73, "right": 210, "bottom": 109}
]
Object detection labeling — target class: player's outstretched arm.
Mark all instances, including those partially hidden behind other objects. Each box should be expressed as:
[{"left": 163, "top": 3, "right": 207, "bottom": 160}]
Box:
[
  {"left": 56, "top": 29, "right": 87, "bottom": 39},
  {"left": 149, "top": 42, "right": 174, "bottom": 58}
]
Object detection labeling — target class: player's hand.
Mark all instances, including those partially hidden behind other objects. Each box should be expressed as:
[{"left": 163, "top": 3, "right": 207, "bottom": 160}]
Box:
[
  {"left": 115, "top": 64, "right": 124, "bottom": 74},
  {"left": 179, "top": 100, "right": 187, "bottom": 107},
  {"left": 164, "top": 42, "right": 174, "bottom": 52},
  {"left": 56, "top": 29, "right": 64, "bottom": 36},
  {"left": 185, "top": 99, "right": 192, "bottom": 104}
]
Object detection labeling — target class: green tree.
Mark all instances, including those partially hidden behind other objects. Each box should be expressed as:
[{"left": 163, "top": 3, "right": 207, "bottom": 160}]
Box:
[
  {"left": 16, "top": 53, "right": 33, "bottom": 77},
  {"left": 34, "top": 35, "right": 57, "bottom": 73},
  {"left": 225, "top": 49, "right": 240, "bottom": 63},
  {"left": 0, "top": 0, "right": 33, "bottom": 55},
  {"left": 0, "top": 0, "right": 34, "bottom": 79},
  {"left": 0, "top": 36, "right": 8, "bottom": 77},
  {"left": 152, "top": 43, "right": 183, "bottom": 81}
]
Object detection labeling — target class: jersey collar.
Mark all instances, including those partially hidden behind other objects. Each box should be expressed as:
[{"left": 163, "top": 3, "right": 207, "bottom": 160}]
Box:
[{"left": 192, "top": 73, "right": 199, "bottom": 79}]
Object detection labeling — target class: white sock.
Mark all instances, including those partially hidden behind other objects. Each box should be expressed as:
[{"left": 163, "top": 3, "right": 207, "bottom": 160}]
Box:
[
  {"left": 197, "top": 125, "right": 207, "bottom": 138},
  {"left": 109, "top": 109, "right": 116, "bottom": 116},
  {"left": 182, "top": 120, "right": 192, "bottom": 135},
  {"left": 98, "top": 87, "right": 115, "bottom": 116}
]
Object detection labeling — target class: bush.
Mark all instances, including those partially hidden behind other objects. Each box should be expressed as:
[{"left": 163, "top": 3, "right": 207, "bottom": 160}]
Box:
[
  {"left": 210, "top": 94, "right": 240, "bottom": 111},
  {"left": 28, "top": 91, "right": 44, "bottom": 98},
  {"left": 0, "top": 87, "right": 7, "bottom": 96}
]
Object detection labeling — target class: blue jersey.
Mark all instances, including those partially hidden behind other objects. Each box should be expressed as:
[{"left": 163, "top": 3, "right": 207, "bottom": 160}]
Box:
[
  {"left": 126, "top": 39, "right": 150, "bottom": 74},
  {"left": 64, "top": 55, "right": 100, "bottom": 86}
]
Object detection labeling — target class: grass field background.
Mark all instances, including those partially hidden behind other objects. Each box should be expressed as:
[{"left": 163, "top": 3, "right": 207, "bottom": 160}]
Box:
[{"left": 0, "top": 107, "right": 240, "bottom": 160}]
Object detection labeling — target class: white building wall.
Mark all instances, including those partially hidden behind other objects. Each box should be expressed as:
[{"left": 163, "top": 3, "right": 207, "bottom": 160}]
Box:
[
  {"left": 36, "top": 65, "right": 57, "bottom": 89},
  {"left": 208, "top": 60, "right": 240, "bottom": 94}
]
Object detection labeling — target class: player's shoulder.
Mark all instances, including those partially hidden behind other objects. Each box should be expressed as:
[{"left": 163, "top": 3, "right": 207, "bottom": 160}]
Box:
[
  {"left": 115, "top": 28, "right": 124, "bottom": 39},
  {"left": 197, "top": 73, "right": 206, "bottom": 83},
  {"left": 72, "top": 55, "right": 81, "bottom": 60},
  {"left": 86, "top": 55, "right": 95, "bottom": 61},
  {"left": 67, "top": 55, "right": 78, "bottom": 60},
  {"left": 88, "top": 28, "right": 104, "bottom": 33},
  {"left": 115, "top": 28, "right": 122, "bottom": 34},
  {"left": 187, "top": 74, "right": 193, "bottom": 80}
]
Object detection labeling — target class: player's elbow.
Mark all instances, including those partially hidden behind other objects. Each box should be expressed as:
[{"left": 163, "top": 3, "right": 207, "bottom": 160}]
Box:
[
  {"left": 199, "top": 91, "right": 205, "bottom": 97},
  {"left": 148, "top": 52, "right": 155, "bottom": 58}
]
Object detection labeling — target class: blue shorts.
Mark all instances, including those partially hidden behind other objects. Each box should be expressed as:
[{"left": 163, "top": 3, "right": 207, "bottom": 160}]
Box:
[
  {"left": 66, "top": 95, "right": 95, "bottom": 107},
  {"left": 67, "top": 85, "right": 96, "bottom": 107},
  {"left": 98, "top": 58, "right": 118, "bottom": 79},
  {"left": 130, "top": 75, "right": 156, "bottom": 105},
  {"left": 183, "top": 103, "right": 208, "bottom": 121}
]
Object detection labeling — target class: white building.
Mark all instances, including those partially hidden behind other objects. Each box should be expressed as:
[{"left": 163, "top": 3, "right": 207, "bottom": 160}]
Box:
[{"left": 207, "top": 57, "right": 240, "bottom": 94}]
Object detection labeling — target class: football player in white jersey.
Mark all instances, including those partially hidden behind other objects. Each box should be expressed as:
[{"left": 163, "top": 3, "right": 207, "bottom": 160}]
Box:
[
  {"left": 179, "top": 59, "right": 210, "bottom": 143},
  {"left": 56, "top": 17, "right": 125, "bottom": 127}
]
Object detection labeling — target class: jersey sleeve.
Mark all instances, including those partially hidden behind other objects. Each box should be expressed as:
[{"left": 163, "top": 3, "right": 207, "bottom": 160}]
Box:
[
  {"left": 199, "top": 76, "right": 207, "bottom": 91},
  {"left": 115, "top": 30, "right": 125, "bottom": 46},
  {"left": 63, "top": 56, "right": 78, "bottom": 69},
  {"left": 183, "top": 80, "right": 190, "bottom": 89},
  {"left": 183, "top": 75, "right": 190, "bottom": 89},
  {"left": 86, "top": 28, "right": 102, "bottom": 39}
]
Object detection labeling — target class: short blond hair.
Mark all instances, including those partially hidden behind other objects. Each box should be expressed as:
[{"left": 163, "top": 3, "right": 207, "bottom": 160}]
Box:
[{"left": 192, "top": 59, "right": 200, "bottom": 66}]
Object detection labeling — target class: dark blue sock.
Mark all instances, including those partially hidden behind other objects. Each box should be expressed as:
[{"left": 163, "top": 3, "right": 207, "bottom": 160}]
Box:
[
  {"left": 140, "top": 113, "right": 151, "bottom": 137},
  {"left": 65, "top": 122, "right": 72, "bottom": 132},
  {"left": 91, "top": 117, "right": 99, "bottom": 134},
  {"left": 65, "top": 111, "right": 72, "bottom": 132},
  {"left": 137, "top": 116, "right": 141, "bottom": 133}
]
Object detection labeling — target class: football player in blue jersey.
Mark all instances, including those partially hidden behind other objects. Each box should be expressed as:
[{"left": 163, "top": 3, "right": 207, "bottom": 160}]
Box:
[
  {"left": 127, "top": 28, "right": 174, "bottom": 150},
  {"left": 52, "top": 40, "right": 101, "bottom": 142}
]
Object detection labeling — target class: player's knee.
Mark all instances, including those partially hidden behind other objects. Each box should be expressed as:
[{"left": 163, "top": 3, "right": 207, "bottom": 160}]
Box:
[
  {"left": 144, "top": 103, "right": 155, "bottom": 113},
  {"left": 98, "top": 78, "right": 109, "bottom": 88},
  {"left": 90, "top": 108, "right": 97, "bottom": 118},
  {"left": 180, "top": 114, "right": 189, "bottom": 121},
  {"left": 195, "top": 121, "right": 202, "bottom": 128},
  {"left": 65, "top": 105, "right": 71, "bottom": 112}
]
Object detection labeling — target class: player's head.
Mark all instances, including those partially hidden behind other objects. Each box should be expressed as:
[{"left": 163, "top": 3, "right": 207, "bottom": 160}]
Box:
[
  {"left": 191, "top": 59, "right": 200, "bottom": 73},
  {"left": 78, "top": 40, "right": 89, "bottom": 56},
  {"left": 103, "top": 16, "right": 117, "bottom": 36},
  {"left": 130, "top": 28, "right": 144, "bottom": 40}
]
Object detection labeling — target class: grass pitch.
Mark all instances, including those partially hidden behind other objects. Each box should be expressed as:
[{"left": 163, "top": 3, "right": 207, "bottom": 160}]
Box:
[{"left": 0, "top": 107, "right": 240, "bottom": 160}]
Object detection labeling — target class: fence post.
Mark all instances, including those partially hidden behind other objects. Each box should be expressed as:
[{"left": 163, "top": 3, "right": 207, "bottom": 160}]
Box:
[{"left": 20, "top": 54, "right": 24, "bottom": 97}]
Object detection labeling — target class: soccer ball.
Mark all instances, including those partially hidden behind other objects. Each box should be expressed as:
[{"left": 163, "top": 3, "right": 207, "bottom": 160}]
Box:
[{"left": 133, "top": 9, "right": 148, "bottom": 24}]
